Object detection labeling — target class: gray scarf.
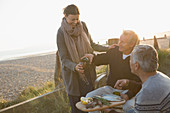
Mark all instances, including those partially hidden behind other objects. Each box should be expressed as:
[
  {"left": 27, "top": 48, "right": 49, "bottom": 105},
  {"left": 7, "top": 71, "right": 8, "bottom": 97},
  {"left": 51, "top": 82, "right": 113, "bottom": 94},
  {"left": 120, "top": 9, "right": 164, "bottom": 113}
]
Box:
[{"left": 61, "top": 18, "right": 93, "bottom": 64}]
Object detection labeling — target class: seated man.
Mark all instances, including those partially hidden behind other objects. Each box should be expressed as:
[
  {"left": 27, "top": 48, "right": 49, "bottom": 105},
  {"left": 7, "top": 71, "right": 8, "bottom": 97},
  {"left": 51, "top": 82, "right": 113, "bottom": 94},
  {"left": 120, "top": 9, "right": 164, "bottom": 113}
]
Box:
[
  {"left": 84, "top": 30, "right": 142, "bottom": 113},
  {"left": 108, "top": 45, "right": 170, "bottom": 113}
]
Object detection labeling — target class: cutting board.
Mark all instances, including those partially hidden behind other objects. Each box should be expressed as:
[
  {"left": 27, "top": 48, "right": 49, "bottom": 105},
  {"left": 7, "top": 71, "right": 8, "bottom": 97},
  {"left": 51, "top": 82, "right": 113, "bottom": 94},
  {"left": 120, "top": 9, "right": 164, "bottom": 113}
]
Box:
[{"left": 76, "top": 100, "right": 125, "bottom": 112}]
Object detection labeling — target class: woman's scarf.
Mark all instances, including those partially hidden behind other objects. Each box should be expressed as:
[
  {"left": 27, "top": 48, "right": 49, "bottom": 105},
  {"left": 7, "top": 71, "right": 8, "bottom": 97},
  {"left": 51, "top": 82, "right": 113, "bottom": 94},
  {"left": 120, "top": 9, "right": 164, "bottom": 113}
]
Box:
[{"left": 61, "top": 18, "right": 93, "bottom": 64}]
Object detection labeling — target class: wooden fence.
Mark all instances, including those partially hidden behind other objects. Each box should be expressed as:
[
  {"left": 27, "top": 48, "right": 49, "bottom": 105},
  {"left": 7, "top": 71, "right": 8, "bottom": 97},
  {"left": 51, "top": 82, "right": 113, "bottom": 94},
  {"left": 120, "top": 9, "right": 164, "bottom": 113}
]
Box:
[{"left": 0, "top": 88, "right": 65, "bottom": 113}]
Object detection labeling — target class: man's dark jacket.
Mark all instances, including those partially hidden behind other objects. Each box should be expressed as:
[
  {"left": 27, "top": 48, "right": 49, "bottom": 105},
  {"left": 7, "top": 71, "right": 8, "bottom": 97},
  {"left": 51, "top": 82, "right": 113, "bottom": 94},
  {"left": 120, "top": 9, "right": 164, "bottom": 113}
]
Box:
[{"left": 93, "top": 46, "right": 142, "bottom": 98}]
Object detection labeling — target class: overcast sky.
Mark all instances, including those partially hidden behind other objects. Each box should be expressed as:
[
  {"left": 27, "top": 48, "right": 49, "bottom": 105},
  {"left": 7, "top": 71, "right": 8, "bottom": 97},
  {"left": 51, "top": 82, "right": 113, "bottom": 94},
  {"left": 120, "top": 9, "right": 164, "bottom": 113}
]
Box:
[{"left": 0, "top": 0, "right": 170, "bottom": 52}]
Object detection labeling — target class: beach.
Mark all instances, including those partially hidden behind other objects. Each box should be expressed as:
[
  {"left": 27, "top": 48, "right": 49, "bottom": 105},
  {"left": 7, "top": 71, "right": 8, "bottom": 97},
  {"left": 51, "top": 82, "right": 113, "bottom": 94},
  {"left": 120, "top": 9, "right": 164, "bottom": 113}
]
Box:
[{"left": 0, "top": 52, "right": 56, "bottom": 101}]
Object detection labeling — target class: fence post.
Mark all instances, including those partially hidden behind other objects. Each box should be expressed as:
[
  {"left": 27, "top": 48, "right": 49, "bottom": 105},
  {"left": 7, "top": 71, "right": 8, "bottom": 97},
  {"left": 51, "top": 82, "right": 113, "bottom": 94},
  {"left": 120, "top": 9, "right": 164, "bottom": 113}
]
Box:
[
  {"left": 154, "top": 36, "right": 159, "bottom": 51},
  {"left": 54, "top": 51, "right": 62, "bottom": 87}
]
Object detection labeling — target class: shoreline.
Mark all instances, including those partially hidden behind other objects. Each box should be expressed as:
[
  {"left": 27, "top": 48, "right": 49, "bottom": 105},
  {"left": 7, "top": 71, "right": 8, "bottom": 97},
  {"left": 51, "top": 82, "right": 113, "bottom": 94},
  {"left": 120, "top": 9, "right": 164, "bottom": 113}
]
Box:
[{"left": 0, "top": 51, "right": 56, "bottom": 62}]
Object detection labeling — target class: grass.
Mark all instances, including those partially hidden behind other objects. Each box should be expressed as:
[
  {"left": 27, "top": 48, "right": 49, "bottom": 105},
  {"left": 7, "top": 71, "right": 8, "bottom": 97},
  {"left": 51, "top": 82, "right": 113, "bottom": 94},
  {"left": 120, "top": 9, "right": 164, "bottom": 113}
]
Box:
[
  {"left": 0, "top": 65, "right": 106, "bottom": 112},
  {"left": 0, "top": 81, "right": 55, "bottom": 109},
  {"left": 96, "top": 65, "right": 107, "bottom": 75},
  {"left": 0, "top": 49, "right": 170, "bottom": 112},
  {"left": 158, "top": 49, "right": 170, "bottom": 76},
  {"left": 0, "top": 79, "right": 71, "bottom": 112}
]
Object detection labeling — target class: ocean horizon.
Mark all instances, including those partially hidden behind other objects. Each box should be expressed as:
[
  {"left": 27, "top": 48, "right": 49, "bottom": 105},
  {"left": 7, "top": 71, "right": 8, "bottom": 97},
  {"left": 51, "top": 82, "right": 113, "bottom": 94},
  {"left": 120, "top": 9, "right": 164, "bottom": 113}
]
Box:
[
  {"left": 0, "top": 39, "right": 108, "bottom": 62},
  {"left": 1, "top": 34, "right": 169, "bottom": 61},
  {"left": 0, "top": 46, "right": 57, "bottom": 61}
]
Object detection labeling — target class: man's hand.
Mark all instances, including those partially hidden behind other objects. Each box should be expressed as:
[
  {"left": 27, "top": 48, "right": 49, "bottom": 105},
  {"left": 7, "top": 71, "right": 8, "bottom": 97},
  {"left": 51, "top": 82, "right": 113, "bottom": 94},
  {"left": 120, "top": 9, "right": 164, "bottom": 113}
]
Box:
[
  {"left": 120, "top": 94, "right": 129, "bottom": 101},
  {"left": 114, "top": 79, "right": 129, "bottom": 89},
  {"left": 81, "top": 54, "right": 94, "bottom": 64}
]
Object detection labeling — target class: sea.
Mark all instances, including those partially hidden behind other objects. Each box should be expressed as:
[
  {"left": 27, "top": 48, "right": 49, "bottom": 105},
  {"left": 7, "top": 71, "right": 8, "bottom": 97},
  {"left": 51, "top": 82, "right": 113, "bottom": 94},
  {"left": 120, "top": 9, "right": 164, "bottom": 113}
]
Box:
[
  {"left": 0, "top": 45, "right": 57, "bottom": 61},
  {"left": 0, "top": 38, "right": 108, "bottom": 62}
]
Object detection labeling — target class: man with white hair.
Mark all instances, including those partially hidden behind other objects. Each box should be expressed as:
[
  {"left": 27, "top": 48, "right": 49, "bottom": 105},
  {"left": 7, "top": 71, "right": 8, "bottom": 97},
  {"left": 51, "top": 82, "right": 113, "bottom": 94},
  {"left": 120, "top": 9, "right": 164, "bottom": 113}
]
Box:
[
  {"left": 113, "top": 45, "right": 170, "bottom": 113},
  {"left": 84, "top": 30, "right": 142, "bottom": 113}
]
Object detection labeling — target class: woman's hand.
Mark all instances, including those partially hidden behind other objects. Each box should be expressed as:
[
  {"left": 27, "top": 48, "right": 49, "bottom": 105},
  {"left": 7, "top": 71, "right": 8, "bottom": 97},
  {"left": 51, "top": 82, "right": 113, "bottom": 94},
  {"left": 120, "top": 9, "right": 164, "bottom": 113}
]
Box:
[
  {"left": 108, "top": 44, "right": 118, "bottom": 49},
  {"left": 114, "top": 79, "right": 129, "bottom": 89},
  {"left": 75, "top": 63, "right": 84, "bottom": 73},
  {"left": 75, "top": 63, "right": 90, "bottom": 85}
]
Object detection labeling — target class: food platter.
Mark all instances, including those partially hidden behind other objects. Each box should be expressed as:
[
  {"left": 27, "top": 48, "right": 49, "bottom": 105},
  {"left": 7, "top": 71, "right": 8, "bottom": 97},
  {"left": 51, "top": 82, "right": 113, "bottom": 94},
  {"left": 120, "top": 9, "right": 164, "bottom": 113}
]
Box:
[
  {"left": 76, "top": 100, "right": 125, "bottom": 112},
  {"left": 76, "top": 94, "right": 126, "bottom": 112}
]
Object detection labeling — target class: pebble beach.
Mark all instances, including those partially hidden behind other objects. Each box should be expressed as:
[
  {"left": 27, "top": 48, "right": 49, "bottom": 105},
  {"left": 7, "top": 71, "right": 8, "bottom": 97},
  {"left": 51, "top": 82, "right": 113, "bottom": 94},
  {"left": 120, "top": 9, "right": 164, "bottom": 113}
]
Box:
[{"left": 0, "top": 52, "right": 56, "bottom": 101}]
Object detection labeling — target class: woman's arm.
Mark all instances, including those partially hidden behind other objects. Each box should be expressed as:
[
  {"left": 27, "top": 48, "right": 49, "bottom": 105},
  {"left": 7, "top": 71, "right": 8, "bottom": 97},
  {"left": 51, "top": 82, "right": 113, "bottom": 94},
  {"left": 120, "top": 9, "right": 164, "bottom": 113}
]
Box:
[{"left": 57, "top": 28, "right": 77, "bottom": 71}]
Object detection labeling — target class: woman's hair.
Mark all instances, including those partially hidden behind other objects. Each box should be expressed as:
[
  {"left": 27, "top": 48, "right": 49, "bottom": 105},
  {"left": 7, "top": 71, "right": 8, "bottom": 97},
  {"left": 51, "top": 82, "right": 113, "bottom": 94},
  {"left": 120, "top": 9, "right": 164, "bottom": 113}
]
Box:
[
  {"left": 132, "top": 45, "right": 159, "bottom": 72},
  {"left": 63, "top": 4, "right": 80, "bottom": 16}
]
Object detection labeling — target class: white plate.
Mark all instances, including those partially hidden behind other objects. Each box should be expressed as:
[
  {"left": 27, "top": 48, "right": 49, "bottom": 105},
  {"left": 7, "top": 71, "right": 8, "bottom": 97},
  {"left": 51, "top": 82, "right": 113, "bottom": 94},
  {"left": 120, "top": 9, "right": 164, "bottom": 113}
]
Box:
[{"left": 101, "top": 94, "right": 123, "bottom": 102}]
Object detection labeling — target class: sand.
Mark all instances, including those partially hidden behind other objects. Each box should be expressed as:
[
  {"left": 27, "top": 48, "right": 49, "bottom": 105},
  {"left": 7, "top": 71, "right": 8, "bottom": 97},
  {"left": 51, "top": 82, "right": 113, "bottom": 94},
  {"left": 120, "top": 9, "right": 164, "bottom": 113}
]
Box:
[{"left": 0, "top": 52, "right": 56, "bottom": 101}]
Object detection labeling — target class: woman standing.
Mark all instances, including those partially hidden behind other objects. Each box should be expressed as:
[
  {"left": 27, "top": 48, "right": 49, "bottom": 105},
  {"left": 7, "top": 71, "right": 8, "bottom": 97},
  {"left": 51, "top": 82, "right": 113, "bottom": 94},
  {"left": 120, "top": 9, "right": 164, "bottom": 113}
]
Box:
[{"left": 57, "top": 4, "right": 109, "bottom": 113}]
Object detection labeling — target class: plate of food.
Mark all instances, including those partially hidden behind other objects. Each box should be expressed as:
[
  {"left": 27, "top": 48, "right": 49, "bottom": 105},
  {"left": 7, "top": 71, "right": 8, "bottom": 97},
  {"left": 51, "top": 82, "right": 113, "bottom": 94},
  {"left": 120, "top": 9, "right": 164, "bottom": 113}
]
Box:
[
  {"left": 101, "top": 94, "right": 124, "bottom": 102},
  {"left": 76, "top": 94, "right": 126, "bottom": 112}
]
